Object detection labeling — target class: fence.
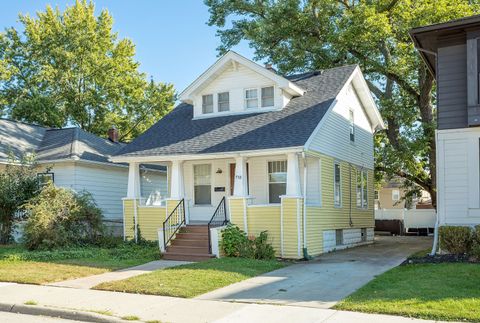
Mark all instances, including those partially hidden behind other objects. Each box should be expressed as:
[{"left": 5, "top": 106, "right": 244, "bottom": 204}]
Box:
[{"left": 375, "top": 209, "right": 436, "bottom": 229}]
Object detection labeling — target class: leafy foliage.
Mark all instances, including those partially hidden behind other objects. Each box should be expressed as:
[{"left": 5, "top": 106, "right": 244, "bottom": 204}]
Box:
[
  {"left": 0, "top": 0, "right": 175, "bottom": 141},
  {"left": 23, "top": 183, "right": 104, "bottom": 250},
  {"left": 205, "top": 0, "right": 480, "bottom": 206},
  {"left": 471, "top": 225, "right": 480, "bottom": 260},
  {"left": 221, "top": 225, "right": 275, "bottom": 260},
  {"left": 439, "top": 226, "right": 473, "bottom": 255},
  {"left": 0, "top": 159, "right": 39, "bottom": 244}
]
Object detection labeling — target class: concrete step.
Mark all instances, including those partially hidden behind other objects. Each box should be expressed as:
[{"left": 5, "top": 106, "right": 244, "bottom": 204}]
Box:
[
  {"left": 172, "top": 239, "right": 209, "bottom": 247},
  {"left": 163, "top": 252, "right": 215, "bottom": 262},
  {"left": 167, "top": 245, "right": 210, "bottom": 254}
]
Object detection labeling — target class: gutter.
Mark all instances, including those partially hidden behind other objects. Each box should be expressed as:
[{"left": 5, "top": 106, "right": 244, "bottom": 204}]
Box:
[{"left": 302, "top": 151, "right": 312, "bottom": 260}]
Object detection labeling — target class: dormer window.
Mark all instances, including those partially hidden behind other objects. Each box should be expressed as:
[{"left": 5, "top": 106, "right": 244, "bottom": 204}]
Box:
[
  {"left": 261, "top": 86, "right": 274, "bottom": 107},
  {"left": 218, "top": 92, "right": 230, "bottom": 112},
  {"left": 202, "top": 94, "right": 213, "bottom": 114},
  {"left": 245, "top": 89, "right": 258, "bottom": 108}
]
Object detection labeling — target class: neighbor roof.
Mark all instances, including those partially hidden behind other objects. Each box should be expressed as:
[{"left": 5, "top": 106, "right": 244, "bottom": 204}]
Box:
[
  {"left": 0, "top": 118, "right": 165, "bottom": 171},
  {"left": 114, "top": 64, "right": 359, "bottom": 159},
  {"left": 410, "top": 14, "right": 480, "bottom": 76}
]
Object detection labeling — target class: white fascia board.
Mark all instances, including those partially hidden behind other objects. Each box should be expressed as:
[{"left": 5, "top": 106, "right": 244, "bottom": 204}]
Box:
[
  {"left": 179, "top": 51, "right": 305, "bottom": 102},
  {"left": 36, "top": 158, "right": 167, "bottom": 173},
  {"left": 110, "top": 146, "right": 304, "bottom": 163},
  {"left": 351, "top": 66, "right": 385, "bottom": 131}
]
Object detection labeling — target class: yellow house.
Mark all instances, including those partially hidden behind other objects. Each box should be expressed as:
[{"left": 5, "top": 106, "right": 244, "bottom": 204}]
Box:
[{"left": 112, "top": 51, "right": 384, "bottom": 260}]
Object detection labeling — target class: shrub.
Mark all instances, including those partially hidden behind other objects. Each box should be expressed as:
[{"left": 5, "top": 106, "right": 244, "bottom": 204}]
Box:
[
  {"left": 0, "top": 159, "right": 39, "bottom": 244},
  {"left": 439, "top": 226, "right": 472, "bottom": 254},
  {"left": 220, "top": 225, "right": 275, "bottom": 260},
  {"left": 470, "top": 225, "right": 480, "bottom": 261},
  {"left": 23, "top": 184, "right": 104, "bottom": 250}
]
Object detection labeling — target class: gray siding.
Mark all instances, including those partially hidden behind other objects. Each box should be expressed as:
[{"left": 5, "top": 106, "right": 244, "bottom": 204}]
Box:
[{"left": 437, "top": 44, "right": 468, "bottom": 129}]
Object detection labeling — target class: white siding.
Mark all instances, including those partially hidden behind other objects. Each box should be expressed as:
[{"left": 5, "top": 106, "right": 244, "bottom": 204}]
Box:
[
  {"left": 437, "top": 128, "right": 480, "bottom": 226},
  {"left": 307, "top": 83, "right": 374, "bottom": 169},
  {"left": 192, "top": 63, "right": 290, "bottom": 118}
]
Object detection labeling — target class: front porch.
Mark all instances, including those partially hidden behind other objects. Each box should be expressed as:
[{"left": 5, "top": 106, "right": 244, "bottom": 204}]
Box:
[{"left": 122, "top": 149, "right": 307, "bottom": 259}]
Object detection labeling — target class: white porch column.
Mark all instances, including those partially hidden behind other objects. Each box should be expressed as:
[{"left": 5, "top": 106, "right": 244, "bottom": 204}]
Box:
[
  {"left": 234, "top": 156, "right": 248, "bottom": 197},
  {"left": 127, "top": 162, "right": 141, "bottom": 198},
  {"left": 286, "top": 152, "right": 302, "bottom": 197},
  {"left": 170, "top": 160, "right": 185, "bottom": 199}
]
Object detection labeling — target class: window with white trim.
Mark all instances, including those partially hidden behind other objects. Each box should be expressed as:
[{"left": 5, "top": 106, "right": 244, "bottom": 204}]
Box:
[
  {"left": 392, "top": 189, "right": 400, "bottom": 202},
  {"left": 261, "top": 86, "right": 274, "bottom": 107},
  {"left": 349, "top": 109, "right": 355, "bottom": 142},
  {"left": 268, "top": 160, "right": 287, "bottom": 204},
  {"left": 218, "top": 92, "right": 229, "bottom": 112},
  {"left": 356, "top": 168, "right": 368, "bottom": 209},
  {"left": 202, "top": 94, "right": 213, "bottom": 114},
  {"left": 306, "top": 158, "right": 322, "bottom": 206},
  {"left": 245, "top": 89, "right": 258, "bottom": 108},
  {"left": 194, "top": 164, "right": 211, "bottom": 205},
  {"left": 334, "top": 163, "right": 341, "bottom": 207}
]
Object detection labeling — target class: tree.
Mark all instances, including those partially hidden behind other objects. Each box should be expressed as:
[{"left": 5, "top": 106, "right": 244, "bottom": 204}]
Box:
[
  {"left": 0, "top": 157, "right": 39, "bottom": 244},
  {"left": 0, "top": 0, "right": 175, "bottom": 141},
  {"left": 205, "top": 0, "right": 480, "bottom": 207}
]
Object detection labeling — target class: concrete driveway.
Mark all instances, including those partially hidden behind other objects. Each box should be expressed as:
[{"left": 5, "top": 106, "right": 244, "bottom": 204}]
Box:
[{"left": 197, "top": 236, "right": 432, "bottom": 308}]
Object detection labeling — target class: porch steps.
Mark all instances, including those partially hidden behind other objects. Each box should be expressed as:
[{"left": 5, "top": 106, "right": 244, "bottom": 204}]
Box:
[{"left": 163, "top": 225, "right": 215, "bottom": 262}]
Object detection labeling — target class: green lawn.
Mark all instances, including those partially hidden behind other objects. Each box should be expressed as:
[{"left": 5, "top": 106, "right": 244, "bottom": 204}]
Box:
[
  {"left": 336, "top": 263, "right": 480, "bottom": 322},
  {"left": 0, "top": 243, "right": 160, "bottom": 284},
  {"left": 95, "top": 257, "right": 285, "bottom": 298}
]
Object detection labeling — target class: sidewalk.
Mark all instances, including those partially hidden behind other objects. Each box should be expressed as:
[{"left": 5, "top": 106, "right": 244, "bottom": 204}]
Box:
[
  {"left": 48, "top": 260, "right": 190, "bottom": 289},
  {"left": 0, "top": 282, "right": 452, "bottom": 323}
]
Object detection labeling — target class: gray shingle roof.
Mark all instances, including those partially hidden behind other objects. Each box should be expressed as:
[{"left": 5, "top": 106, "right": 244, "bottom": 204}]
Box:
[
  {"left": 115, "top": 64, "right": 357, "bottom": 158},
  {"left": 0, "top": 119, "right": 165, "bottom": 171}
]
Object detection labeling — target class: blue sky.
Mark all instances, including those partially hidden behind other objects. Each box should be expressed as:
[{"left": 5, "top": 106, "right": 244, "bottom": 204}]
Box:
[{"left": 0, "top": 1, "right": 256, "bottom": 92}]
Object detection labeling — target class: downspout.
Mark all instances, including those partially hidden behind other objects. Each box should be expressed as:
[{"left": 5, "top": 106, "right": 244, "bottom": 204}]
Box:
[{"left": 302, "top": 152, "right": 312, "bottom": 260}]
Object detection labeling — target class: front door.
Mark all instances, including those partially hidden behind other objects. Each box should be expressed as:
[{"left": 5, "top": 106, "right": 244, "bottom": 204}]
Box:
[{"left": 229, "top": 163, "right": 249, "bottom": 196}]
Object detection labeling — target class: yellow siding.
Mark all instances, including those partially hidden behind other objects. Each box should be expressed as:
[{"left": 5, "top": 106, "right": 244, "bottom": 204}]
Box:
[
  {"left": 166, "top": 199, "right": 182, "bottom": 215},
  {"left": 228, "top": 198, "right": 246, "bottom": 231},
  {"left": 123, "top": 199, "right": 135, "bottom": 240},
  {"left": 246, "top": 206, "right": 281, "bottom": 256},
  {"left": 137, "top": 207, "right": 166, "bottom": 241},
  {"left": 306, "top": 154, "right": 374, "bottom": 256},
  {"left": 282, "top": 198, "right": 303, "bottom": 259}
]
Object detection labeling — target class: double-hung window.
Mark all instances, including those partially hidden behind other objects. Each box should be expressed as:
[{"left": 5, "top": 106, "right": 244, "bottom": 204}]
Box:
[
  {"left": 356, "top": 169, "right": 368, "bottom": 209},
  {"left": 245, "top": 89, "right": 258, "bottom": 108},
  {"left": 218, "top": 92, "right": 229, "bottom": 112},
  {"left": 334, "top": 163, "right": 341, "bottom": 207},
  {"left": 261, "top": 86, "right": 274, "bottom": 107},
  {"left": 194, "top": 164, "right": 211, "bottom": 205},
  {"left": 202, "top": 94, "right": 213, "bottom": 114},
  {"left": 268, "top": 161, "right": 287, "bottom": 204},
  {"left": 392, "top": 189, "right": 400, "bottom": 202}
]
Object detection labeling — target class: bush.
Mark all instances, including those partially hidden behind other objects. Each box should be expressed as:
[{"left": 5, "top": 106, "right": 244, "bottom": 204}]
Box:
[
  {"left": 23, "top": 184, "right": 104, "bottom": 250},
  {"left": 0, "top": 160, "right": 39, "bottom": 244},
  {"left": 439, "top": 226, "right": 472, "bottom": 254},
  {"left": 471, "top": 225, "right": 480, "bottom": 261},
  {"left": 221, "top": 225, "right": 275, "bottom": 260}
]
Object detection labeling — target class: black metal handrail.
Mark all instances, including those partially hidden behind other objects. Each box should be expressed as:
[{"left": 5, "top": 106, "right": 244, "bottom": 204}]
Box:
[
  {"left": 207, "top": 197, "right": 229, "bottom": 253},
  {"left": 162, "top": 199, "right": 185, "bottom": 251}
]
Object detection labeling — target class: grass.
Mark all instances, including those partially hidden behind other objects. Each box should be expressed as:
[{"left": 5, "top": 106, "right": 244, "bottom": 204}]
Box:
[
  {"left": 24, "top": 300, "right": 37, "bottom": 305},
  {"left": 121, "top": 315, "right": 140, "bottom": 321},
  {"left": 0, "top": 243, "right": 160, "bottom": 284},
  {"left": 335, "top": 263, "right": 480, "bottom": 322},
  {"left": 95, "top": 257, "right": 285, "bottom": 298}
]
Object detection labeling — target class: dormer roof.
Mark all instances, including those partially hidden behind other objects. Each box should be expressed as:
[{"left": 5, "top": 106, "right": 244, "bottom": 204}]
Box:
[{"left": 179, "top": 51, "right": 305, "bottom": 104}]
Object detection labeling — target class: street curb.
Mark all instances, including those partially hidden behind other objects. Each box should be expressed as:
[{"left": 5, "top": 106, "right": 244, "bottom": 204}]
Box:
[{"left": 0, "top": 302, "right": 125, "bottom": 323}]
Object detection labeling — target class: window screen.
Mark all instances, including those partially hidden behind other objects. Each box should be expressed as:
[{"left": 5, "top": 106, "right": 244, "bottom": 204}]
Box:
[
  {"left": 218, "top": 92, "right": 229, "bottom": 112},
  {"left": 268, "top": 160, "right": 287, "bottom": 203},
  {"left": 334, "top": 163, "right": 341, "bottom": 207},
  {"left": 194, "top": 164, "right": 211, "bottom": 205},
  {"left": 202, "top": 94, "right": 213, "bottom": 114},
  {"left": 245, "top": 89, "right": 258, "bottom": 108},
  {"left": 261, "top": 86, "right": 274, "bottom": 107}
]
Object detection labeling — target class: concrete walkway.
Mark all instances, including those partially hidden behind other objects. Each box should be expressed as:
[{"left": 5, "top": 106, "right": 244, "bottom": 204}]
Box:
[
  {"left": 49, "top": 260, "right": 191, "bottom": 289},
  {"left": 197, "top": 236, "right": 432, "bottom": 308},
  {"left": 0, "top": 282, "right": 450, "bottom": 323}
]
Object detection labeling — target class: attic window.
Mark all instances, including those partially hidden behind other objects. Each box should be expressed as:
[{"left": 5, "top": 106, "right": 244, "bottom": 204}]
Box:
[
  {"left": 202, "top": 94, "right": 213, "bottom": 114},
  {"left": 261, "top": 86, "right": 274, "bottom": 107},
  {"left": 245, "top": 89, "right": 258, "bottom": 108},
  {"left": 218, "top": 92, "right": 230, "bottom": 112}
]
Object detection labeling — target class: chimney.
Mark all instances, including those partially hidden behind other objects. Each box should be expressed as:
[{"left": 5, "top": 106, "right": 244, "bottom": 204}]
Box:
[
  {"left": 107, "top": 126, "right": 119, "bottom": 143},
  {"left": 265, "top": 63, "right": 277, "bottom": 73}
]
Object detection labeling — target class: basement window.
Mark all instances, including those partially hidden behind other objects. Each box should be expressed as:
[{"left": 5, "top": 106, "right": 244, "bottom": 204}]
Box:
[{"left": 336, "top": 229, "right": 343, "bottom": 246}]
